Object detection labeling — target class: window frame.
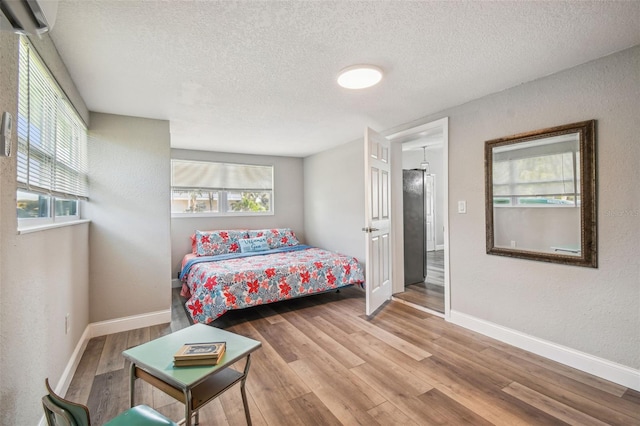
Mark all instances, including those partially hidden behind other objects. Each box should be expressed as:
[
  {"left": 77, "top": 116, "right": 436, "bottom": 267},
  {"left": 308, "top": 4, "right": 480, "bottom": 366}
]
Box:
[
  {"left": 491, "top": 135, "right": 580, "bottom": 209},
  {"left": 16, "top": 37, "right": 88, "bottom": 231},
  {"left": 171, "top": 159, "right": 274, "bottom": 218},
  {"left": 17, "top": 190, "right": 80, "bottom": 229}
]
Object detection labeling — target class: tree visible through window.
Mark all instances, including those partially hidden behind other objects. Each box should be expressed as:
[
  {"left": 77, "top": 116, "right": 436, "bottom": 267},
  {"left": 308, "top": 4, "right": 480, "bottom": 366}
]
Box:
[{"left": 229, "top": 192, "right": 270, "bottom": 212}]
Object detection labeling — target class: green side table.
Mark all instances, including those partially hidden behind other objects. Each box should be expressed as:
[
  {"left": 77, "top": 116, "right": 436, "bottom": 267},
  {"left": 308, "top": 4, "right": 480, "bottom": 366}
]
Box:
[{"left": 123, "top": 323, "right": 262, "bottom": 426}]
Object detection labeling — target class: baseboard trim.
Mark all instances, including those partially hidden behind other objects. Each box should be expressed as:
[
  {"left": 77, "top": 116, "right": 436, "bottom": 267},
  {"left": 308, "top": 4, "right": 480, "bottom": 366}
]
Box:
[
  {"left": 50, "top": 309, "right": 172, "bottom": 407},
  {"left": 43, "top": 310, "right": 169, "bottom": 426},
  {"left": 89, "top": 309, "right": 172, "bottom": 338},
  {"left": 38, "top": 325, "right": 94, "bottom": 426},
  {"left": 54, "top": 326, "right": 92, "bottom": 395},
  {"left": 449, "top": 310, "right": 640, "bottom": 391}
]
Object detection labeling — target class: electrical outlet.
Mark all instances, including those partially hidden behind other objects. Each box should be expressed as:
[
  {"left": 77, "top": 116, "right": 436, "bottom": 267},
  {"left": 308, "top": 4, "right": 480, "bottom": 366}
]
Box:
[
  {"left": 65, "top": 313, "right": 70, "bottom": 335},
  {"left": 510, "top": 240, "right": 517, "bottom": 248}
]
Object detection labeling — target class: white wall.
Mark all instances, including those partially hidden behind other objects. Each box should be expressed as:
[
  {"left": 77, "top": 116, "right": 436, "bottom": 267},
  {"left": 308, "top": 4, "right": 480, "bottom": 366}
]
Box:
[
  {"left": 494, "top": 207, "right": 580, "bottom": 252},
  {"left": 86, "top": 113, "right": 171, "bottom": 322},
  {"left": 303, "top": 138, "right": 365, "bottom": 261},
  {"left": 0, "top": 33, "right": 90, "bottom": 425},
  {"left": 170, "top": 149, "right": 304, "bottom": 277}
]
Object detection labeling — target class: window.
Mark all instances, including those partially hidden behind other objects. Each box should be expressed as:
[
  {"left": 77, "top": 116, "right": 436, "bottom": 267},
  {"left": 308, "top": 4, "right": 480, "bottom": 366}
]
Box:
[
  {"left": 171, "top": 159, "right": 273, "bottom": 216},
  {"left": 17, "top": 37, "right": 88, "bottom": 228},
  {"left": 492, "top": 134, "right": 580, "bottom": 207}
]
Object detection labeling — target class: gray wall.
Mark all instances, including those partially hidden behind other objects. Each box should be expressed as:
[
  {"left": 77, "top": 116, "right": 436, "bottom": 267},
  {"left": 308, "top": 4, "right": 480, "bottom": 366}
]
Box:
[
  {"left": 303, "top": 138, "right": 365, "bottom": 261},
  {"left": 0, "top": 33, "right": 90, "bottom": 425},
  {"left": 86, "top": 113, "right": 171, "bottom": 322},
  {"left": 170, "top": 149, "right": 304, "bottom": 277},
  {"left": 444, "top": 46, "right": 639, "bottom": 369},
  {"left": 305, "top": 46, "right": 640, "bottom": 371}
]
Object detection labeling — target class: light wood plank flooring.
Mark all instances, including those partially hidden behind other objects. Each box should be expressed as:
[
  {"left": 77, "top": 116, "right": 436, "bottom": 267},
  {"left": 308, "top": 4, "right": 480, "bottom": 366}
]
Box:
[
  {"left": 65, "top": 286, "right": 640, "bottom": 425},
  {"left": 395, "top": 250, "right": 445, "bottom": 313}
]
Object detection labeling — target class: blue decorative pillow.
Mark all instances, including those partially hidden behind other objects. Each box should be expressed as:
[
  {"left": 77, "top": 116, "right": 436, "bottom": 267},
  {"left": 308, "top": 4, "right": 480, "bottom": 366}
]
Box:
[{"left": 238, "top": 236, "right": 270, "bottom": 253}]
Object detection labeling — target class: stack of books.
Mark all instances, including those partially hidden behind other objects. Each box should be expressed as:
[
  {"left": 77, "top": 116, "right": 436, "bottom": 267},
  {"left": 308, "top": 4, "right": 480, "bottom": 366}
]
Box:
[{"left": 173, "top": 341, "right": 226, "bottom": 367}]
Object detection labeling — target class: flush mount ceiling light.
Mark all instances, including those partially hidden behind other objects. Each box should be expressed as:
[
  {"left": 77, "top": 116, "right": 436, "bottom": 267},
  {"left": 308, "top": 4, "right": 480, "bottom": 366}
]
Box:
[{"left": 337, "top": 65, "right": 383, "bottom": 89}]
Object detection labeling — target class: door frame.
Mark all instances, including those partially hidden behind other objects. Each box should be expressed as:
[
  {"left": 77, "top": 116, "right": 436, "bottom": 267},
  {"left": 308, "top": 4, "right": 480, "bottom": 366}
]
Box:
[
  {"left": 425, "top": 173, "right": 436, "bottom": 252},
  {"left": 387, "top": 117, "right": 450, "bottom": 318}
]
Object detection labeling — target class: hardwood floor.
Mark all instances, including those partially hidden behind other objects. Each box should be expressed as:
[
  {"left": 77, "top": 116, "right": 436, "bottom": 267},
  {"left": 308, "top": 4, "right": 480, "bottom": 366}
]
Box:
[
  {"left": 395, "top": 250, "right": 445, "bottom": 313},
  {"left": 426, "top": 250, "right": 445, "bottom": 287},
  {"left": 65, "top": 287, "right": 640, "bottom": 425},
  {"left": 393, "top": 282, "right": 444, "bottom": 313}
]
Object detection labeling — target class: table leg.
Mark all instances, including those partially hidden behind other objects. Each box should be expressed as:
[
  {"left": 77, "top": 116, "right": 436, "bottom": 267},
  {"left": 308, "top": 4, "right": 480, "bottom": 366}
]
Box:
[
  {"left": 241, "top": 354, "right": 253, "bottom": 426},
  {"left": 183, "top": 388, "right": 193, "bottom": 426},
  {"left": 129, "top": 362, "right": 136, "bottom": 408}
]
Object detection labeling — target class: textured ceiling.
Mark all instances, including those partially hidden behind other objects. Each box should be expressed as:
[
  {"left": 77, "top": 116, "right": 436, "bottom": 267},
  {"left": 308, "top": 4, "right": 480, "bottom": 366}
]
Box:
[{"left": 49, "top": 1, "right": 640, "bottom": 157}]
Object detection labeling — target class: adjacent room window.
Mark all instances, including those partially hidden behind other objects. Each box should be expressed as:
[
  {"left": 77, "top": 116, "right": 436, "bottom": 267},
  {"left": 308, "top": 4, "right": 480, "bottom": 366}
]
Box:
[
  {"left": 171, "top": 159, "right": 273, "bottom": 216},
  {"left": 17, "top": 37, "right": 88, "bottom": 228},
  {"left": 492, "top": 134, "right": 580, "bottom": 207}
]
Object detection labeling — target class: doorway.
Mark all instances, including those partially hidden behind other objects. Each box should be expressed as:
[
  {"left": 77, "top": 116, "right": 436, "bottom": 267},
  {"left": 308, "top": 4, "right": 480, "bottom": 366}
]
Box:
[{"left": 388, "top": 118, "right": 449, "bottom": 317}]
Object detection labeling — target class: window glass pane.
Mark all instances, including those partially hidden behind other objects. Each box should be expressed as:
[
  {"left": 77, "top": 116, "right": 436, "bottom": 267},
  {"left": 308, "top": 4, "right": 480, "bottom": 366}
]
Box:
[
  {"left": 171, "top": 190, "right": 219, "bottom": 213},
  {"left": 493, "top": 197, "right": 512, "bottom": 206},
  {"left": 227, "top": 191, "right": 271, "bottom": 213},
  {"left": 55, "top": 198, "right": 78, "bottom": 217},
  {"left": 17, "top": 190, "right": 50, "bottom": 219}
]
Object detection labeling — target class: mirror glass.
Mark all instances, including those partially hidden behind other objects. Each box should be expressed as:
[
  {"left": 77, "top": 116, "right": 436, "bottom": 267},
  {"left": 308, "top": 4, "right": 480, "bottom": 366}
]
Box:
[{"left": 485, "top": 120, "right": 597, "bottom": 267}]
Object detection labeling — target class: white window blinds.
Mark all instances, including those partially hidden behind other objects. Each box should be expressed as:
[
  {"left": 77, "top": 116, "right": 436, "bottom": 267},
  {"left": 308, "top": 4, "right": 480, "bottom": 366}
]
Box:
[
  {"left": 17, "top": 37, "right": 88, "bottom": 199},
  {"left": 492, "top": 135, "right": 579, "bottom": 197},
  {"left": 171, "top": 160, "right": 273, "bottom": 191}
]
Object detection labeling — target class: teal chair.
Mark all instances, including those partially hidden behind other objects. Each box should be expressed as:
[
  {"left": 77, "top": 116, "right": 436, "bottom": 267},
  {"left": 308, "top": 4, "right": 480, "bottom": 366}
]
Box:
[{"left": 42, "top": 378, "right": 177, "bottom": 426}]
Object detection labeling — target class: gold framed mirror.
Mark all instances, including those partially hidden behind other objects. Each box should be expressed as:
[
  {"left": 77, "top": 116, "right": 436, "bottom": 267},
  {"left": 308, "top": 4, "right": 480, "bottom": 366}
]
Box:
[{"left": 485, "top": 120, "right": 597, "bottom": 267}]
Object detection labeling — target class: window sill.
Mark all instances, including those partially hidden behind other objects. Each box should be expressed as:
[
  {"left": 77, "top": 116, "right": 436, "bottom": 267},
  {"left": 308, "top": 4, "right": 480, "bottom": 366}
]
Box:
[
  {"left": 18, "top": 219, "right": 91, "bottom": 235},
  {"left": 493, "top": 205, "right": 578, "bottom": 209},
  {"left": 171, "top": 212, "right": 275, "bottom": 219}
]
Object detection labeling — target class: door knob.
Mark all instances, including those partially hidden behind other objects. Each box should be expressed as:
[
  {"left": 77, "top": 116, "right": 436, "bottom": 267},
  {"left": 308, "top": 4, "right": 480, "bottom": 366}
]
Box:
[{"left": 361, "top": 227, "right": 380, "bottom": 233}]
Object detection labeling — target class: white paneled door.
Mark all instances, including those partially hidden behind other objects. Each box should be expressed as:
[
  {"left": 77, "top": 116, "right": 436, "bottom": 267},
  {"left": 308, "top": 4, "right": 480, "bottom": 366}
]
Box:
[{"left": 364, "top": 128, "right": 392, "bottom": 316}]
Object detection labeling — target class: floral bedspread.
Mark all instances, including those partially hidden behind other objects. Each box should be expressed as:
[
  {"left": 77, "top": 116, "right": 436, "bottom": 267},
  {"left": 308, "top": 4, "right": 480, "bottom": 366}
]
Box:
[{"left": 180, "top": 245, "right": 365, "bottom": 323}]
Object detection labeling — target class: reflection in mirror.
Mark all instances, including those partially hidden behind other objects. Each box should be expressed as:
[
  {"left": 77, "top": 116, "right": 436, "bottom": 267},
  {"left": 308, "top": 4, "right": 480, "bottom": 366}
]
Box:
[
  {"left": 485, "top": 120, "right": 597, "bottom": 267},
  {"left": 493, "top": 133, "right": 581, "bottom": 255}
]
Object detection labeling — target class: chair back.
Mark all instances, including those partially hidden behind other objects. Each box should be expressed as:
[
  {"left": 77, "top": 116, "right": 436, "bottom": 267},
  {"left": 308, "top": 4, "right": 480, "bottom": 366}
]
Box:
[{"left": 42, "top": 378, "right": 91, "bottom": 426}]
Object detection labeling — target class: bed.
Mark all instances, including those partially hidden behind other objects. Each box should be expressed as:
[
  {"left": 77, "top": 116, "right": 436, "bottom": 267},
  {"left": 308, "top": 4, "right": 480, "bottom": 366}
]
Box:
[{"left": 179, "top": 228, "right": 365, "bottom": 323}]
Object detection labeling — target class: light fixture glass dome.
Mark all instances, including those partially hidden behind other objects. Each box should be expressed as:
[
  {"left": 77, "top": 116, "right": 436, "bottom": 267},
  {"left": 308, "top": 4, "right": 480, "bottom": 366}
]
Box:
[{"left": 337, "top": 65, "right": 383, "bottom": 89}]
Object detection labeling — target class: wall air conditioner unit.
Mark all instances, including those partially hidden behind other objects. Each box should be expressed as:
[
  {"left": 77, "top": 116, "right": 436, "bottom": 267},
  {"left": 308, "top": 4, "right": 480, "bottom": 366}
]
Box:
[{"left": 0, "top": 0, "right": 58, "bottom": 36}]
